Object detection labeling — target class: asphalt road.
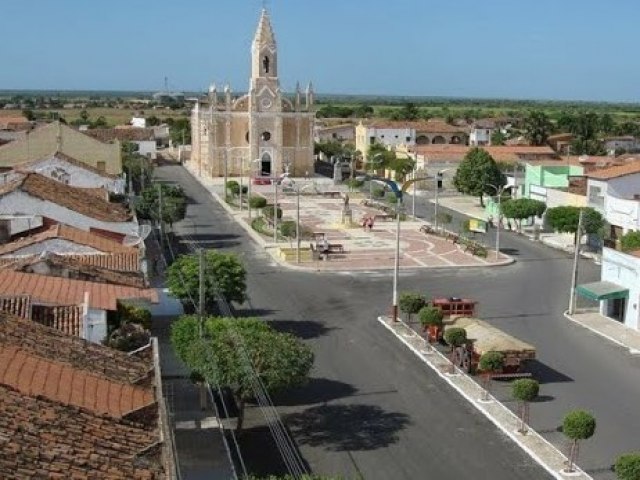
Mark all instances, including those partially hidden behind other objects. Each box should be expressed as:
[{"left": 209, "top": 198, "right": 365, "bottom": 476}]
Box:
[{"left": 158, "top": 165, "right": 640, "bottom": 480}]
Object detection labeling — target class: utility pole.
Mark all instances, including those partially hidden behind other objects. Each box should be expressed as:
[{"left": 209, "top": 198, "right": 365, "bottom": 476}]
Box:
[
  {"left": 569, "top": 209, "right": 584, "bottom": 315},
  {"left": 434, "top": 174, "right": 440, "bottom": 229},
  {"left": 273, "top": 179, "right": 278, "bottom": 243},
  {"left": 157, "top": 183, "right": 164, "bottom": 250},
  {"left": 392, "top": 197, "right": 402, "bottom": 322},
  {"left": 198, "top": 248, "right": 205, "bottom": 336},
  {"left": 296, "top": 186, "right": 300, "bottom": 263},
  {"left": 239, "top": 158, "right": 244, "bottom": 211}
]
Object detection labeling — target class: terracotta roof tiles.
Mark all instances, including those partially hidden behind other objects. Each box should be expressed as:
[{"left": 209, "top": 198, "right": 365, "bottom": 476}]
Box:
[
  {"left": 0, "top": 223, "right": 137, "bottom": 256},
  {"left": 0, "top": 172, "right": 131, "bottom": 222},
  {"left": 0, "top": 270, "right": 157, "bottom": 310},
  {"left": 85, "top": 127, "right": 155, "bottom": 142},
  {"left": 0, "top": 314, "right": 163, "bottom": 478},
  {"left": 587, "top": 160, "right": 640, "bottom": 180},
  {"left": 14, "top": 151, "right": 119, "bottom": 179}
]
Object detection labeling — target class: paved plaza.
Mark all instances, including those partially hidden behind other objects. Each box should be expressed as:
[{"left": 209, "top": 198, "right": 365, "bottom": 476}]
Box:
[{"left": 228, "top": 180, "right": 512, "bottom": 271}]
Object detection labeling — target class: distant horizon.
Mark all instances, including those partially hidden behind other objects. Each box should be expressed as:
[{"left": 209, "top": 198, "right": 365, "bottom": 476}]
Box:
[
  {"left": 2, "top": 0, "right": 639, "bottom": 104},
  {"left": 1, "top": 88, "right": 639, "bottom": 107}
]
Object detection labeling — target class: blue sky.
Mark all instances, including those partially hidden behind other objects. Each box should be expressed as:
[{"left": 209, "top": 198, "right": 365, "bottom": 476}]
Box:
[{"left": 1, "top": 0, "right": 638, "bottom": 102}]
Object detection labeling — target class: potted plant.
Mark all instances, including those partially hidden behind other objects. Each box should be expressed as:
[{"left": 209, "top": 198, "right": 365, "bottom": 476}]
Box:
[{"left": 419, "top": 306, "right": 444, "bottom": 343}]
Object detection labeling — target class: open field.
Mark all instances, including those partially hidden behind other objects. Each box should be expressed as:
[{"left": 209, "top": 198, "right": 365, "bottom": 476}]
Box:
[{"left": 1, "top": 107, "right": 189, "bottom": 127}]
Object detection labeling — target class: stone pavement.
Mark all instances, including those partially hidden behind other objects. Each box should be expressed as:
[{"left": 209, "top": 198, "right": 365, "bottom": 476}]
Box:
[
  {"left": 184, "top": 165, "right": 513, "bottom": 271},
  {"left": 377, "top": 316, "right": 592, "bottom": 480},
  {"left": 565, "top": 310, "right": 640, "bottom": 355}
]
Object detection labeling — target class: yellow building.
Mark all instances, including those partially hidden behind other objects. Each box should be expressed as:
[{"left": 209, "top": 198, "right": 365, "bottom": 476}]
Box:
[
  {"left": 0, "top": 121, "right": 122, "bottom": 175},
  {"left": 190, "top": 9, "right": 315, "bottom": 179}
]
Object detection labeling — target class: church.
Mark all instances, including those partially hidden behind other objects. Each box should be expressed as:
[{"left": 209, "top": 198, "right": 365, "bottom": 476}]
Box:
[{"left": 189, "top": 9, "right": 315, "bottom": 179}]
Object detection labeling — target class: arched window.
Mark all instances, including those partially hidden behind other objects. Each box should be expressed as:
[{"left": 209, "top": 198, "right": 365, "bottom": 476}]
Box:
[{"left": 263, "top": 55, "right": 270, "bottom": 74}]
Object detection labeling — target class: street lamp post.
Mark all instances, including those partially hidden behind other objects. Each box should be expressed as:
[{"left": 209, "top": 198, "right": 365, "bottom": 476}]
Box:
[
  {"left": 392, "top": 196, "right": 402, "bottom": 322},
  {"left": 239, "top": 157, "right": 244, "bottom": 211}
]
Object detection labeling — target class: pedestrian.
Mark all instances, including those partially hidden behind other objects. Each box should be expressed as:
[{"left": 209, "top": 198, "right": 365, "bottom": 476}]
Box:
[
  {"left": 362, "top": 216, "right": 368, "bottom": 231},
  {"left": 367, "top": 217, "right": 374, "bottom": 231},
  {"left": 305, "top": 170, "right": 309, "bottom": 180}
]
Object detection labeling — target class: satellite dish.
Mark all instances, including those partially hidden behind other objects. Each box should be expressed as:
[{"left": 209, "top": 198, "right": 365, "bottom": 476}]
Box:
[{"left": 122, "top": 224, "right": 152, "bottom": 247}]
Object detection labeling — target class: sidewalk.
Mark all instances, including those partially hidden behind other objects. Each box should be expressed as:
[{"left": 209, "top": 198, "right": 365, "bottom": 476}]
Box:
[
  {"left": 377, "top": 316, "right": 591, "bottom": 480},
  {"left": 564, "top": 310, "right": 640, "bottom": 355}
]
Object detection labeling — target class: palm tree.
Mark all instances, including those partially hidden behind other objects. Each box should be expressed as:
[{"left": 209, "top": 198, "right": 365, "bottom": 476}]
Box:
[{"left": 523, "top": 110, "right": 553, "bottom": 146}]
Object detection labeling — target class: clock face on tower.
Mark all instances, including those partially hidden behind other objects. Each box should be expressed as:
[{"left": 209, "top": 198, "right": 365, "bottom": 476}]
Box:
[{"left": 260, "top": 97, "right": 273, "bottom": 109}]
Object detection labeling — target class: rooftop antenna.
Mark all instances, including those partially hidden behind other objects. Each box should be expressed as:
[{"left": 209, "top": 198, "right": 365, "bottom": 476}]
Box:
[{"left": 164, "top": 76, "right": 169, "bottom": 93}]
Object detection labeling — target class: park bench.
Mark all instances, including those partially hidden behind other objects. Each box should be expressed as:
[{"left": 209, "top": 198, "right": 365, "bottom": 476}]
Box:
[
  {"left": 253, "top": 177, "right": 272, "bottom": 185},
  {"left": 446, "top": 232, "right": 460, "bottom": 243},
  {"left": 321, "top": 191, "right": 342, "bottom": 198},
  {"left": 374, "top": 213, "right": 395, "bottom": 222},
  {"left": 327, "top": 243, "right": 344, "bottom": 253},
  {"left": 419, "top": 224, "right": 436, "bottom": 235}
]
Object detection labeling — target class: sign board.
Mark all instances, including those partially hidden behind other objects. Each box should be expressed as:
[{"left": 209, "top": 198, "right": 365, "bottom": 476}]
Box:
[{"left": 468, "top": 219, "right": 487, "bottom": 233}]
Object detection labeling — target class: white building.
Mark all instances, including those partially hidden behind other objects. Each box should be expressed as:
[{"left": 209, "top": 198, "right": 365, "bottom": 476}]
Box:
[
  {"left": 0, "top": 173, "right": 136, "bottom": 241},
  {"left": 587, "top": 162, "right": 640, "bottom": 240},
  {"left": 131, "top": 116, "right": 147, "bottom": 128},
  {"left": 314, "top": 124, "right": 355, "bottom": 143},
  {"left": 604, "top": 136, "right": 639, "bottom": 155},
  {"left": 577, "top": 248, "right": 640, "bottom": 330},
  {"left": 6, "top": 151, "right": 125, "bottom": 193},
  {"left": 469, "top": 123, "right": 494, "bottom": 146}
]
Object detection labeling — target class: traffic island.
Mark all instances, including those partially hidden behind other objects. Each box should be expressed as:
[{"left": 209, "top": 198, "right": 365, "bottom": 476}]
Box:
[{"left": 377, "top": 315, "right": 592, "bottom": 480}]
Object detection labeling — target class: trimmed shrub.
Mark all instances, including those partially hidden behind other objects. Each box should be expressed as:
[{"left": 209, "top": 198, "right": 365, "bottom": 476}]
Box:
[
  {"left": 614, "top": 453, "right": 640, "bottom": 480},
  {"left": 280, "top": 220, "right": 297, "bottom": 238},
  {"left": 263, "top": 205, "right": 283, "bottom": 219},
  {"left": 116, "top": 302, "right": 152, "bottom": 330},
  {"left": 512, "top": 378, "right": 540, "bottom": 402},
  {"left": 226, "top": 180, "right": 240, "bottom": 195},
  {"left": 347, "top": 178, "right": 364, "bottom": 189},
  {"left": 249, "top": 195, "right": 267, "bottom": 209},
  {"left": 372, "top": 186, "right": 385, "bottom": 198},
  {"left": 563, "top": 410, "right": 596, "bottom": 441},
  {"left": 478, "top": 351, "right": 504, "bottom": 373}
]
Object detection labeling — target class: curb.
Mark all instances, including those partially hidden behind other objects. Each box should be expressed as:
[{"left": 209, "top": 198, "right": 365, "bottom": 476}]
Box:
[
  {"left": 377, "top": 316, "right": 591, "bottom": 480},
  {"left": 563, "top": 311, "right": 640, "bottom": 355}
]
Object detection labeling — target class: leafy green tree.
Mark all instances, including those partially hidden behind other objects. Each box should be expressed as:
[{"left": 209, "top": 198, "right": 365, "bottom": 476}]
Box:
[
  {"left": 511, "top": 378, "right": 539, "bottom": 434},
  {"left": 621, "top": 231, "right": 640, "bottom": 252},
  {"left": 453, "top": 148, "right": 506, "bottom": 206},
  {"left": 491, "top": 130, "right": 507, "bottom": 146},
  {"left": 478, "top": 351, "right": 504, "bottom": 399},
  {"left": 167, "top": 251, "right": 247, "bottom": 309},
  {"left": 280, "top": 220, "right": 297, "bottom": 239},
  {"left": 22, "top": 109, "right": 35, "bottom": 121},
  {"left": 399, "top": 292, "right": 427, "bottom": 322},
  {"left": 122, "top": 142, "right": 153, "bottom": 193},
  {"left": 263, "top": 205, "right": 283, "bottom": 219},
  {"left": 614, "top": 453, "right": 640, "bottom": 480},
  {"left": 545, "top": 206, "right": 604, "bottom": 241},
  {"left": 226, "top": 180, "right": 240, "bottom": 196},
  {"left": 523, "top": 110, "right": 553, "bottom": 146},
  {"left": 563, "top": 410, "right": 596, "bottom": 472},
  {"left": 500, "top": 198, "right": 546, "bottom": 231},
  {"left": 444, "top": 327, "right": 467, "bottom": 373},
  {"left": 169, "top": 118, "right": 191, "bottom": 145},
  {"left": 418, "top": 306, "right": 444, "bottom": 337},
  {"left": 171, "top": 316, "right": 313, "bottom": 432},
  {"left": 396, "top": 102, "right": 419, "bottom": 121},
  {"left": 135, "top": 184, "right": 186, "bottom": 227},
  {"left": 146, "top": 115, "right": 161, "bottom": 127}
]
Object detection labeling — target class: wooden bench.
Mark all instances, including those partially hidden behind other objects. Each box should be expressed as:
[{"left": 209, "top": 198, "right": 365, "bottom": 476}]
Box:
[
  {"left": 374, "top": 213, "right": 395, "bottom": 222},
  {"left": 327, "top": 243, "right": 344, "bottom": 253},
  {"left": 446, "top": 233, "right": 460, "bottom": 243},
  {"left": 419, "top": 224, "right": 436, "bottom": 235},
  {"left": 321, "top": 191, "right": 342, "bottom": 198}
]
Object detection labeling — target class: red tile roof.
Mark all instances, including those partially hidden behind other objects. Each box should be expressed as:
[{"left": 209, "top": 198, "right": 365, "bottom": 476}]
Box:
[
  {"left": 2, "top": 252, "right": 145, "bottom": 288},
  {"left": 0, "top": 173, "right": 131, "bottom": 222},
  {"left": 413, "top": 145, "right": 557, "bottom": 163},
  {"left": 31, "top": 304, "right": 84, "bottom": 336},
  {"left": 587, "top": 160, "right": 640, "bottom": 180},
  {"left": 0, "top": 314, "right": 164, "bottom": 478},
  {"left": 85, "top": 127, "right": 155, "bottom": 142},
  {"left": 0, "top": 270, "right": 157, "bottom": 310},
  {"left": 0, "top": 295, "right": 31, "bottom": 318},
  {"left": 0, "top": 223, "right": 137, "bottom": 256},
  {"left": 0, "top": 345, "right": 153, "bottom": 417}
]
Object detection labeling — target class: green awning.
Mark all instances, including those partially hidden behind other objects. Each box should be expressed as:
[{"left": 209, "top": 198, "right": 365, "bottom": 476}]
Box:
[{"left": 576, "top": 281, "right": 629, "bottom": 301}]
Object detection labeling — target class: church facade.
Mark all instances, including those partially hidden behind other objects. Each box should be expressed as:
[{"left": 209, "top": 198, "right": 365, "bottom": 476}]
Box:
[{"left": 190, "top": 9, "right": 315, "bottom": 179}]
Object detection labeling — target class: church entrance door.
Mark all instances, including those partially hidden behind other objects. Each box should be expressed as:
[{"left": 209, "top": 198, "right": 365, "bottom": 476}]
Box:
[{"left": 261, "top": 152, "right": 272, "bottom": 176}]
